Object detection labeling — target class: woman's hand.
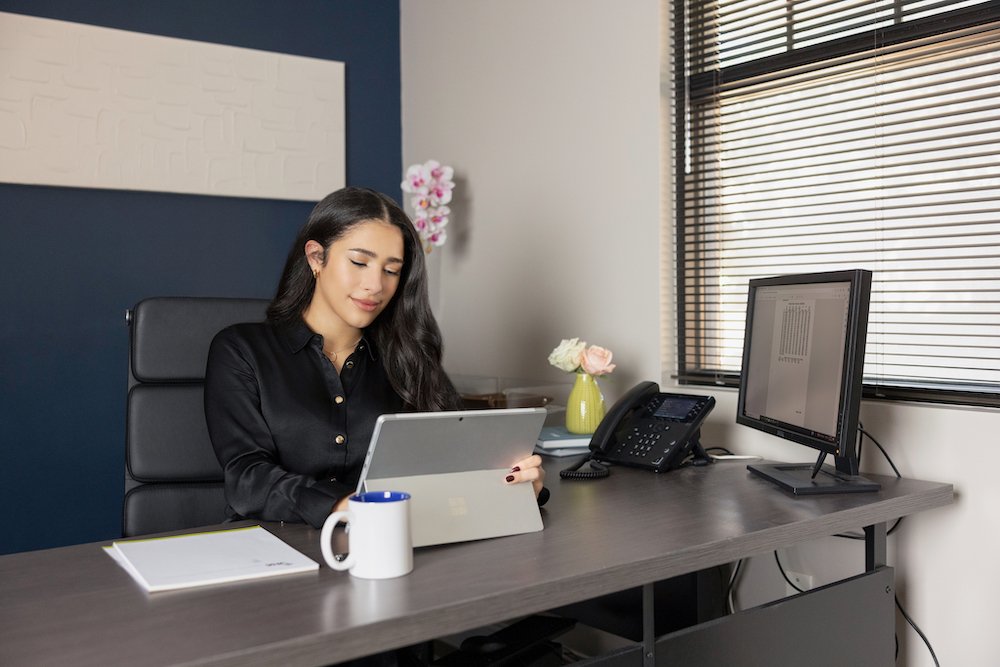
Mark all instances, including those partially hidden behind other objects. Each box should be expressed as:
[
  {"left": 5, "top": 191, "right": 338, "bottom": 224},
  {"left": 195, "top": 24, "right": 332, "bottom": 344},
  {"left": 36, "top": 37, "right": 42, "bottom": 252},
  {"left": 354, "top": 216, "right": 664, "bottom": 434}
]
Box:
[
  {"left": 332, "top": 496, "right": 350, "bottom": 513},
  {"left": 505, "top": 454, "right": 546, "bottom": 498}
]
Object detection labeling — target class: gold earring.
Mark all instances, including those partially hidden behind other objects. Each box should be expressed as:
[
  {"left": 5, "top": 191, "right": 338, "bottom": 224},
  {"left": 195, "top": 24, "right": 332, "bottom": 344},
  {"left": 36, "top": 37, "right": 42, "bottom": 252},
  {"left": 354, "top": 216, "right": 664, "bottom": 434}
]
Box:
[{"left": 312, "top": 267, "right": 319, "bottom": 280}]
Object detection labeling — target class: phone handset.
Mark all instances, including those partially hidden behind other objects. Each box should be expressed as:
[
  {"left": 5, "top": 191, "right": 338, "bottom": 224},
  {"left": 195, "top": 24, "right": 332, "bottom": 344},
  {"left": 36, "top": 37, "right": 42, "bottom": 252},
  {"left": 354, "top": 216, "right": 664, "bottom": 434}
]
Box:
[
  {"left": 559, "top": 381, "right": 661, "bottom": 480},
  {"left": 589, "top": 381, "right": 660, "bottom": 454}
]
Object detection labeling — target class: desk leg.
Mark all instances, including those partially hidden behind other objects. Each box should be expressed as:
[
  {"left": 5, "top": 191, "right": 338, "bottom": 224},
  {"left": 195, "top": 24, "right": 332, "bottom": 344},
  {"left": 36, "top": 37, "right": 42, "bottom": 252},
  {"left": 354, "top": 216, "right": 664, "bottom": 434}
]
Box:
[
  {"left": 864, "top": 522, "right": 887, "bottom": 571},
  {"left": 642, "top": 583, "right": 655, "bottom": 667}
]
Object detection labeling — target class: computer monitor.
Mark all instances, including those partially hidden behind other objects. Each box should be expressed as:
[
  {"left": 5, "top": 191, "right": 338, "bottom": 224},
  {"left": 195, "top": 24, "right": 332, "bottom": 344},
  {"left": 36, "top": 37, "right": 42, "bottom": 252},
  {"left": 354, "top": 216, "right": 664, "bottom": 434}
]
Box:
[{"left": 737, "top": 269, "right": 880, "bottom": 494}]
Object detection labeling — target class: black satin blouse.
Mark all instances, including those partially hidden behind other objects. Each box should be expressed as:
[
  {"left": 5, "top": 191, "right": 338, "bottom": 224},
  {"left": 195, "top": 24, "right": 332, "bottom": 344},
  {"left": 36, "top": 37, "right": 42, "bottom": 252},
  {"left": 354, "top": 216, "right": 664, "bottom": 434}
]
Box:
[{"left": 204, "top": 319, "right": 406, "bottom": 529}]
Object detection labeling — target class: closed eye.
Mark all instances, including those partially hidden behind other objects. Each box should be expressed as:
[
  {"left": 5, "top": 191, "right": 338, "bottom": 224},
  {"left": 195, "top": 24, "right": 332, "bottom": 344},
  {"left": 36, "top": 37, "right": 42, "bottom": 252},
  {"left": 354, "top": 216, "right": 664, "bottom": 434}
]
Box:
[{"left": 352, "top": 259, "right": 401, "bottom": 276}]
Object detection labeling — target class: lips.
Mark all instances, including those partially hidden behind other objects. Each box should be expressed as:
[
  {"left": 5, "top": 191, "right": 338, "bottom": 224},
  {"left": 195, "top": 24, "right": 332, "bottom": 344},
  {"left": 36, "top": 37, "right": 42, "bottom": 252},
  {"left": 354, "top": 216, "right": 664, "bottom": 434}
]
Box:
[{"left": 352, "top": 297, "right": 380, "bottom": 312}]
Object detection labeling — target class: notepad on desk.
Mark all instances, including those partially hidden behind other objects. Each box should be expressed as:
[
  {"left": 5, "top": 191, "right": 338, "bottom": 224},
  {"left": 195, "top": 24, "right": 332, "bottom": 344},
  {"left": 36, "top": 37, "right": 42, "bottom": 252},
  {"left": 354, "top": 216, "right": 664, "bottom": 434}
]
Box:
[
  {"left": 534, "top": 426, "right": 592, "bottom": 456},
  {"left": 105, "top": 525, "right": 319, "bottom": 592}
]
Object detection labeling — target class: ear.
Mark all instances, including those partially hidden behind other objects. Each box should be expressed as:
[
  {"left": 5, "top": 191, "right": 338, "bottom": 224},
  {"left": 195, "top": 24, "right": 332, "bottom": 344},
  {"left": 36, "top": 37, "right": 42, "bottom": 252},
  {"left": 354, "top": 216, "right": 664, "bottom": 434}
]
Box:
[{"left": 304, "top": 240, "right": 325, "bottom": 271}]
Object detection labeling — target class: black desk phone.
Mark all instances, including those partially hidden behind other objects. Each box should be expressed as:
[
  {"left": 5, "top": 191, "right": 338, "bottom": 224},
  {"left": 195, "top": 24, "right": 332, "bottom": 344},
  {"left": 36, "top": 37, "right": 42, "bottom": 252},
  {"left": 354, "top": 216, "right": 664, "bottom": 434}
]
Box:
[{"left": 560, "top": 381, "right": 715, "bottom": 479}]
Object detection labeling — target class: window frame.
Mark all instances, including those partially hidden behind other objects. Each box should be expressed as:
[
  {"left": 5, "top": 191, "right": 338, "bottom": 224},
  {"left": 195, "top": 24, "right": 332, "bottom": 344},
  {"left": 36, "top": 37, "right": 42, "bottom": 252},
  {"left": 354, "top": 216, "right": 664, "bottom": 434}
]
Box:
[{"left": 672, "top": 0, "right": 1000, "bottom": 409}]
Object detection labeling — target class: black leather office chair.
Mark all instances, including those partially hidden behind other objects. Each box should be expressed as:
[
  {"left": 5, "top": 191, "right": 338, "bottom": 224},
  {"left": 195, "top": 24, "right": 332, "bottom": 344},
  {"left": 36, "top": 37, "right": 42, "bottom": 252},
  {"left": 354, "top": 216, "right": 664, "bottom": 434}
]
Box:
[{"left": 123, "top": 297, "right": 270, "bottom": 537}]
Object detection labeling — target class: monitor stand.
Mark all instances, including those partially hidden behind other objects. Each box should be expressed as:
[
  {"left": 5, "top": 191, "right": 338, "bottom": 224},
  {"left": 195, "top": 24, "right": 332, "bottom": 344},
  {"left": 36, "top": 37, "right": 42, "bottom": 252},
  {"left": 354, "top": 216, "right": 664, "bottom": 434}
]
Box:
[{"left": 748, "top": 451, "right": 880, "bottom": 495}]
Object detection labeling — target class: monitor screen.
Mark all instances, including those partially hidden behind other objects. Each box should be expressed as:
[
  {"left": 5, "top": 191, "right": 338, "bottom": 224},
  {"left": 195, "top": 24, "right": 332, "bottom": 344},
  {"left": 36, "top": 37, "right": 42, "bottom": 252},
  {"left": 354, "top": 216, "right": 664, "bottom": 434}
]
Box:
[
  {"left": 737, "top": 269, "right": 879, "bottom": 494},
  {"left": 741, "top": 280, "right": 851, "bottom": 449}
]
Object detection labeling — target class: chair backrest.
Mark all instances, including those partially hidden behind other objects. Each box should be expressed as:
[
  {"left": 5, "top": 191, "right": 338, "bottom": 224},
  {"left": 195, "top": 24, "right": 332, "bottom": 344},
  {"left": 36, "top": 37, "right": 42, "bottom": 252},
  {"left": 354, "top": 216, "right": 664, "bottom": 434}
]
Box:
[{"left": 123, "top": 297, "right": 270, "bottom": 537}]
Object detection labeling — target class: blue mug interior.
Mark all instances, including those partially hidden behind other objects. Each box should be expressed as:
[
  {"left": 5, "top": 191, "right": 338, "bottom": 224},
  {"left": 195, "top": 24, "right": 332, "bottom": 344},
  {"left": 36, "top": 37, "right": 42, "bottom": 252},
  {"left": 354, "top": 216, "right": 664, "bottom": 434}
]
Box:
[{"left": 351, "top": 490, "right": 410, "bottom": 503}]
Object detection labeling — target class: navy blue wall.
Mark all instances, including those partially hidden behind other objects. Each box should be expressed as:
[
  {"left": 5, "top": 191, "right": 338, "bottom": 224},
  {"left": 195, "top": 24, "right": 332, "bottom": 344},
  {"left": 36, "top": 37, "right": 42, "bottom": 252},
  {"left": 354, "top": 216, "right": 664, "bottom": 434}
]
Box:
[{"left": 0, "top": 1, "right": 402, "bottom": 553}]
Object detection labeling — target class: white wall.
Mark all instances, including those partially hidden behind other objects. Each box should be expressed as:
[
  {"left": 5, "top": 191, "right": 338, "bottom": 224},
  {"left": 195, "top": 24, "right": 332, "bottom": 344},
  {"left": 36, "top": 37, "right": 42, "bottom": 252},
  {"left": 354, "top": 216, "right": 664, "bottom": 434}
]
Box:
[
  {"left": 703, "top": 391, "right": 998, "bottom": 666},
  {"left": 401, "top": 2, "right": 997, "bottom": 665},
  {"left": 401, "top": 0, "right": 663, "bottom": 401}
]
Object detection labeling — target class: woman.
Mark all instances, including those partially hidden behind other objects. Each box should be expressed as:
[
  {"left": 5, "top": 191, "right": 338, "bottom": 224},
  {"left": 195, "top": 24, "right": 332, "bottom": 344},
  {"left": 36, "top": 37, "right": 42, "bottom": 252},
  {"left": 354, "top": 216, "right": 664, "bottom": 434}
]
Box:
[{"left": 205, "top": 187, "right": 545, "bottom": 528}]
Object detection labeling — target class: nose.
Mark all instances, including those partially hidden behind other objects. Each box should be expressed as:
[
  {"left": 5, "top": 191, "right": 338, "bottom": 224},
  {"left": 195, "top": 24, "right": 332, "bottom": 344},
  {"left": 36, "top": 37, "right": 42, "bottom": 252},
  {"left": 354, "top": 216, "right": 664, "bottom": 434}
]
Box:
[{"left": 361, "top": 268, "right": 384, "bottom": 294}]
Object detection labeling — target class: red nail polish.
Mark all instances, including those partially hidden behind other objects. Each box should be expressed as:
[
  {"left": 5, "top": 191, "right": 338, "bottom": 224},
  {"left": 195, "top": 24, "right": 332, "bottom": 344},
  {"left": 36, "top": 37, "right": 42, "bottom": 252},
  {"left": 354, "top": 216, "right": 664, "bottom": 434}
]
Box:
[
  {"left": 511, "top": 466, "right": 521, "bottom": 473},
  {"left": 505, "top": 474, "right": 515, "bottom": 482}
]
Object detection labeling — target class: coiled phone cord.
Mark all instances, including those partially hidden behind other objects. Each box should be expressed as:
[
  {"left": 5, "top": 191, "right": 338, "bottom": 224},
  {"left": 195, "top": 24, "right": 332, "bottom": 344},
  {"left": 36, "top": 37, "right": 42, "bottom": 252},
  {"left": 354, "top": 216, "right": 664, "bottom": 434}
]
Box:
[{"left": 559, "top": 454, "right": 610, "bottom": 479}]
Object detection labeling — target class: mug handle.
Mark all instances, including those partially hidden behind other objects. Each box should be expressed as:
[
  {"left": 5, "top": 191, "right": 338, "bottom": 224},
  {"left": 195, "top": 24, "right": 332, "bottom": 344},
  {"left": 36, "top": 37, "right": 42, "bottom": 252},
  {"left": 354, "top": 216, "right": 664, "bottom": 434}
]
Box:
[{"left": 321, "top": 510, "right": 354, "bottom": 570}]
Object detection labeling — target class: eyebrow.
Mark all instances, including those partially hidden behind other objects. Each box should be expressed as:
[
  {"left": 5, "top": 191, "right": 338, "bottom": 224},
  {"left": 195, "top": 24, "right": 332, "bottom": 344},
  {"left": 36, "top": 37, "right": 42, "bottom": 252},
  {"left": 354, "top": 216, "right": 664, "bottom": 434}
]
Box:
[{"left": 349, "top": 248, "right": 404, "bottom": 264}]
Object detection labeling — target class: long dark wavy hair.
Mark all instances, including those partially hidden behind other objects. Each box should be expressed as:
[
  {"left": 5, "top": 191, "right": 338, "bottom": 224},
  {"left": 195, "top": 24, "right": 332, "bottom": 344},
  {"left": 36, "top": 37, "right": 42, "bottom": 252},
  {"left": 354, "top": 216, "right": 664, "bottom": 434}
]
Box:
[{"left": 268, "top": 187, "right": 461, "bottom": 411}]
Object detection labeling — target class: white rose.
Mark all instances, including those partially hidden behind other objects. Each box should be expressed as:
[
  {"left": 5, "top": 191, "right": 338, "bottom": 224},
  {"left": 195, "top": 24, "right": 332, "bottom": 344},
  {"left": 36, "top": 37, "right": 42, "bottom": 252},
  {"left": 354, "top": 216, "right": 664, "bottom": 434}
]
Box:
[{"left": 548, "top": 338, "right": 587, "bottom": 372}]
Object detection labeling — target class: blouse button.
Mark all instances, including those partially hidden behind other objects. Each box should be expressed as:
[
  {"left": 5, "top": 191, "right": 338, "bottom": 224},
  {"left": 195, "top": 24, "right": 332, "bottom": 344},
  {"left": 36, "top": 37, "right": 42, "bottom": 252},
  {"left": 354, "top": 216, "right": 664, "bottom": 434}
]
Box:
[
  {"left": 335, "top": 435, "right": 346, "bottom": 445},
  {"left": 345, "top": 361, "right": 354, "bottom": 369},
  {"left": 335, "top": 395, "right": 344, "bottom": 404}
]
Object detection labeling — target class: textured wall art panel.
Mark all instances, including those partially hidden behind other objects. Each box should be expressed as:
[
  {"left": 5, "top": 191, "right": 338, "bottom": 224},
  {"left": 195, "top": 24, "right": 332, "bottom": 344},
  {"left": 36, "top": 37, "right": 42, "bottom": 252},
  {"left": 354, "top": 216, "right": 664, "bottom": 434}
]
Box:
[{"left": 0, "top": 11, "right": 345, "bottom": 200}]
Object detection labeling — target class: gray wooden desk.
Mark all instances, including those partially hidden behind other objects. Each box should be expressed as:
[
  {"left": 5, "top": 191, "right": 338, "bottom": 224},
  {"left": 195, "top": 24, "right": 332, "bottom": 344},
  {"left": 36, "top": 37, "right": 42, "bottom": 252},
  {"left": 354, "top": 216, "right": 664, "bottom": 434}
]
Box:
[{"left": 0, "top": 463, "right": 952, "bottom": 666}]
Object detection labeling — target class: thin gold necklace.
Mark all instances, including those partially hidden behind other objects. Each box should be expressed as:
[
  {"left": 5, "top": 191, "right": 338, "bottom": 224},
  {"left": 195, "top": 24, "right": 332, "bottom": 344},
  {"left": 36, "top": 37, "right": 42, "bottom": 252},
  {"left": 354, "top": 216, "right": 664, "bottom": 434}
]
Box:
[{"left": 323, "top": 337, "right": 362, "bottom": 364}]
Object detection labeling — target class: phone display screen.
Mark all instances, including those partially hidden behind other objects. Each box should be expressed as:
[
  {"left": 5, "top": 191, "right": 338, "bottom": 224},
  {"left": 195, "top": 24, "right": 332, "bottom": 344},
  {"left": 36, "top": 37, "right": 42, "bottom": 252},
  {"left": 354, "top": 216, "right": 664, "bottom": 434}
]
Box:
[{"left": 653, "top": 396, "right": 702, "bottom": 421}]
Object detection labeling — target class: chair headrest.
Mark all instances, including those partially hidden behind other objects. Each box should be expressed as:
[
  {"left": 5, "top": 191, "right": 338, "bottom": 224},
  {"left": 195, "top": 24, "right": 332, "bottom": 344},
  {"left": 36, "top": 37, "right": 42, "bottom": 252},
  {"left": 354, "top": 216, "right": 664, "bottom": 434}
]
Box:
[{"left": 129, "top": 297, "right": 269, "bottom": 382}]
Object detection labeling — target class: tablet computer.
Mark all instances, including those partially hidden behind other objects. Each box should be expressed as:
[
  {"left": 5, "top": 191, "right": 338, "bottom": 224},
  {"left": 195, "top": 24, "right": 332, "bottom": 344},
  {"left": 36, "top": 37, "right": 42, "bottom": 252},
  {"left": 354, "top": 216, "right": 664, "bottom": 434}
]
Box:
[{"left": 356, "top": 407, "right": 547, "bottom": 547}]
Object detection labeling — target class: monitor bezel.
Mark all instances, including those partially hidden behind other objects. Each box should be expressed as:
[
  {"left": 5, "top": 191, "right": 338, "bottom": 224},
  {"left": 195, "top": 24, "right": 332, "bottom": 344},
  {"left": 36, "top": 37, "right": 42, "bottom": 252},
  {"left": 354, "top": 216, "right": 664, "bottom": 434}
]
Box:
[{"left": 736, "top": 269, "right": 872, "bottom": 476}]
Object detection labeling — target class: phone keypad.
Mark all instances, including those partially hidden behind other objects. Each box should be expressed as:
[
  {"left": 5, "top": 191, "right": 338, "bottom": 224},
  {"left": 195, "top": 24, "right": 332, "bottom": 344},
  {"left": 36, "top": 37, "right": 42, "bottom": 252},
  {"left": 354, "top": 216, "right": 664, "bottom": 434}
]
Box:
[{"left": 618, "top": 423, "right": 674, "bottom": 460}]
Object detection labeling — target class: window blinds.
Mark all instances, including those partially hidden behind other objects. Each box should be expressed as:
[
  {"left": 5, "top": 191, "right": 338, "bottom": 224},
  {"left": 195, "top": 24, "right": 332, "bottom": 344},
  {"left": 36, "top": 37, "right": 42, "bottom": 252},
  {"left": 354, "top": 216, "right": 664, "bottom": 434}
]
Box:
[{"left": 676, "top": 0, "right": 1000, "bottom": 405}]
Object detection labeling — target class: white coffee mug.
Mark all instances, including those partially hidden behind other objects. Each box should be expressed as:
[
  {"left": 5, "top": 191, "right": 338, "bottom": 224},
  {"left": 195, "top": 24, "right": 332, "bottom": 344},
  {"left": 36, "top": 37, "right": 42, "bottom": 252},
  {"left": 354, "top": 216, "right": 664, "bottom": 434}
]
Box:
[{"left": 321, "top": 490, "right": 413, "bottom": 579}]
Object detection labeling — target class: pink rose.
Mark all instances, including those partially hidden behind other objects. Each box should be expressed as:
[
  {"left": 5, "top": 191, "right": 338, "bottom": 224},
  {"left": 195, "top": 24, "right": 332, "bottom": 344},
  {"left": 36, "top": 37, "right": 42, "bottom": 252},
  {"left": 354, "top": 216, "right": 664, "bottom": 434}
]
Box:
[{"left": 580, "top": 345, "right": 616, "bottom": 376}]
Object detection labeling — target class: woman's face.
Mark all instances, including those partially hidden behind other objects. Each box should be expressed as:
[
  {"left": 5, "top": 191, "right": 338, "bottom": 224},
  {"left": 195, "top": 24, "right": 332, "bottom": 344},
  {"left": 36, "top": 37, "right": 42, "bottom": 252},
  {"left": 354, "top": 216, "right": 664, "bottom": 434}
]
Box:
[{"left": 306, "top": 220, "right": 405, "bottom": 332}]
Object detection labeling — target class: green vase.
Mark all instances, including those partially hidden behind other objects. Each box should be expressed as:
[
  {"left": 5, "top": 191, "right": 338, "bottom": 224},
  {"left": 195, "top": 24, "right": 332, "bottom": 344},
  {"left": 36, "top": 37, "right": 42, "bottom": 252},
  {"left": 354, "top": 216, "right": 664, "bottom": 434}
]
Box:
[{"left": 565, "top": 372, "right": 605, "bottom": 434}]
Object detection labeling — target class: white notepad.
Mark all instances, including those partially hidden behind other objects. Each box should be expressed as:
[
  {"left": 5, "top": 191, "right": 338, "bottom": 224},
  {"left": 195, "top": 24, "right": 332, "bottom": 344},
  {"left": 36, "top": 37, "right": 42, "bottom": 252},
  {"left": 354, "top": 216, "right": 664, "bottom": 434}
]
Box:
[{"left": 105, "top": 525, "right": 318, "bottom": 592}]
